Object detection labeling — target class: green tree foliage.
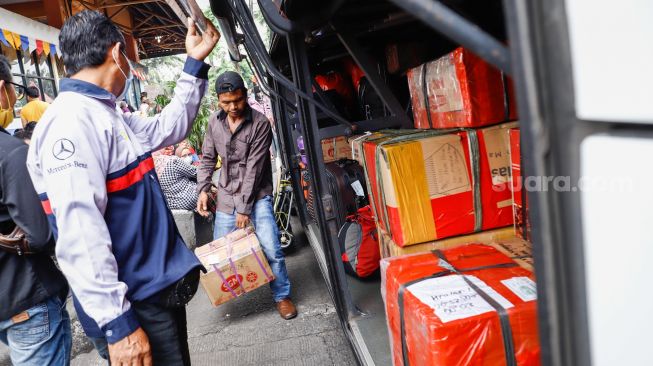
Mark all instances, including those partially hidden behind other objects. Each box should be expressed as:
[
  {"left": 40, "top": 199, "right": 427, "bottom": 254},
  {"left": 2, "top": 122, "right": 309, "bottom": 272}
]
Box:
[{"left": 140, "top": 2, "right": 270, "bottom": 151}]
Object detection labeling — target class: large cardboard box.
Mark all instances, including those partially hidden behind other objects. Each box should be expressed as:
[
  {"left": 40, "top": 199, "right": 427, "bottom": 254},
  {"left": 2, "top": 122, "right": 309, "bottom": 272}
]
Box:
[
  {"left": 382, "top": 244, "right": 540, "bottom": 366},
  {"left": 407, "top": 47, "right": 517, "bottom": 129},
  {"left": 378, "top": 226, "right": 533, "bottom": 271},
  {"left": 510, "top": 128, "right": 531, "bottom": 241},
  {"left": 360, "top": 122, "right": 517, "bottom": 247},
  {"left": 321, "top": 136, "right": 353, "bottom": 163},
  {"left": 195, "top": 228, "right": 275, "bottom": 306}
]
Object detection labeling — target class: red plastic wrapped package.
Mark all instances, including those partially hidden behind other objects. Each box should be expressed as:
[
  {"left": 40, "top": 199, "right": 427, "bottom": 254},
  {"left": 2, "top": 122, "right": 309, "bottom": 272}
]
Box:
[
  {"left": 359, "top": 122, "right": 516, "bottom": 247},
  {"left": 342, "top": 58, "right": 366, "bottom": 91},
  {"left": 509, "top": 128, "right": 530, "bottom": 240},
  {"left": 381, "top": 244, "right": 540, "bottom": 366},
  {"left": 407, "top": 47, "right": 518, "bottom": 129},
  {"left": 314, "top": 71, "right": 355, "bottom": 104}
]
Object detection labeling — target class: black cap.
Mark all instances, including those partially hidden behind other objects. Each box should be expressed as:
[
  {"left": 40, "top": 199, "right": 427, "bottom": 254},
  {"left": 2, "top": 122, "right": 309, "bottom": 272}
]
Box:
[{"left": 215, "top": 71, "right": 246, "bottom": 95}]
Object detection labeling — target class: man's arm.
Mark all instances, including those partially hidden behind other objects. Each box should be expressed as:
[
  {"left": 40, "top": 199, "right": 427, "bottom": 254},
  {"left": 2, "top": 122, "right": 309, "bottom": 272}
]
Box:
[
  {"left": 27, "top": 116, "right": 139, "bottom": 344},
  {"left": 237, "top": 119, "right": 272, "bottom": 215},
  {"left": 1, "top": 144, "right": 54, "bottom": 253},
  {"left": 123, "top": 57, "right": 209, "bottom": 152},
  {"left": 197, "top": 116, "right": 217, "bottom": 193}
]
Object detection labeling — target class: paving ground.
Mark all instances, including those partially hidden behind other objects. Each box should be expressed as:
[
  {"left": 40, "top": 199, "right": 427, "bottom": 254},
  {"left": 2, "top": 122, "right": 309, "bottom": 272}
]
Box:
[{"left": 0, "top": 219, "right": 357, "bottom": 366}]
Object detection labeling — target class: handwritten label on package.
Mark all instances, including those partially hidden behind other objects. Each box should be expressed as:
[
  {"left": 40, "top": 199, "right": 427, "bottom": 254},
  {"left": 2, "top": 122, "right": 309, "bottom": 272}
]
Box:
[
  {"left": 351, "top": 180, "right": 365, "bottom": 197},
  {"left": 501, "top": 277, "right": 537, "bottom": 302},
  {"left": 407, "top": 275, "right": 513, "bottom": 323},
  {"left": 423, "top": 140, "right": 471, "bottom": 199}
]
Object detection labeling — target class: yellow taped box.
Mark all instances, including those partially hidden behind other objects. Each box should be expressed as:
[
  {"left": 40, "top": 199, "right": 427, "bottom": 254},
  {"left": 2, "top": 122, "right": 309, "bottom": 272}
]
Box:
[
  {"left": 361, "top": 123, "right": 517, "bottom": 247},
  {"left": 195, "top": 228, "right": 275, "bottom": 307},
  {"left": 378, "top": 225, "right": 533, "bottom": 272}
]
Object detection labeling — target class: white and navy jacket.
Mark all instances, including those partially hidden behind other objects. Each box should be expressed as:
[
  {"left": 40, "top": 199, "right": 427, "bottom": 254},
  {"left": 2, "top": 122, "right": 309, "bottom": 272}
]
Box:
[{"left": 26, "top": 57, "right": 210, "bottom": 343}]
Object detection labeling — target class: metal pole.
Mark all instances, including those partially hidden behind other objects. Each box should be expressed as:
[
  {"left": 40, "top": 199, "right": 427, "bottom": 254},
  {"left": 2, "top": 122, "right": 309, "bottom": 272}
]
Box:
[
  {"left": 387, "top": 0, "right": 512, "bottom": 74},
  {"left": 97, "top": 0, "right": 162, "bottom": 9}
]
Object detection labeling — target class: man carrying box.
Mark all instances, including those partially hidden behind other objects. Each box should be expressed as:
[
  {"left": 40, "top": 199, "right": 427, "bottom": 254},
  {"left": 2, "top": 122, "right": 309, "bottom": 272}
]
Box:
[{"left": 197, "top": 71, "right": 297, "bottom": 320}]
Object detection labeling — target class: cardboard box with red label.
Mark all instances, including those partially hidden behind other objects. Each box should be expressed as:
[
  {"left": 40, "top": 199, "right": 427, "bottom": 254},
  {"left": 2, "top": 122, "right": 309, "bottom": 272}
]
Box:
[
  {"left": 358, "top": 122, "right": 517, "bottom": 247},
  {"left": 407, "top": 47, "right": 518, "bottom": 129},
  {"left": 195, "top": 228, "right": 275, "bottom": 307},
  {"left": 321, "top": 136, "right": 353, "bottom": 163}
]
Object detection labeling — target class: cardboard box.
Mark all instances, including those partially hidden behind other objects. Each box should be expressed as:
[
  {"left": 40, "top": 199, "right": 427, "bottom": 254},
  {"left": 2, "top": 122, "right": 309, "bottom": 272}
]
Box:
[
  {"left": 407, "top": 47, "right": 518, "bottom": 129},
  {"left": 382, "top": 244, "right": 540, "bottom": 366},
  {"left": 510, "top": 128, "right": 531, "bottom": 241},
  {"left": 360, "top": 122, "right": 517, "bottom": 247},
  {"left": 321, "top": 136, "right": 353, "bottom": 163},
  {"left": 350, "top": 130, "right": 425, "bottom": 165},
  {"left": 378, "top": 226, "right": 532, "bottom": 271},
  {"left": 195, "top": 228, "right": 274, "bottom": 307}
]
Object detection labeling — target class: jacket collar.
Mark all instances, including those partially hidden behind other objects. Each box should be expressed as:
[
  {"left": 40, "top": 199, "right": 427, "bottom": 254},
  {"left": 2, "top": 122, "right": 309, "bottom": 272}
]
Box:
[{"left": 59, "top": 78, "right": 117, "bottom": 107}]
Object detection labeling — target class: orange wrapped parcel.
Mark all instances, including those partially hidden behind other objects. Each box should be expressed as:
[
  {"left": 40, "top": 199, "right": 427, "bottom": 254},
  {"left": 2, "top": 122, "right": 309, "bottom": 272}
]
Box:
[
  {"left": 381, "top": 244, "right": 540, "bottom": 366},
  {"left": 407, "top": 47, "right": 518, "bottom": 129}
]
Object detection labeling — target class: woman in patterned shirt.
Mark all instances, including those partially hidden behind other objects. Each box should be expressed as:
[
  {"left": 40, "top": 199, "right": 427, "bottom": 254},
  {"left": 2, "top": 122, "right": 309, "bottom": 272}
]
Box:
[{"left": 153, "top": 147, "right": 199, "bottom": 210}]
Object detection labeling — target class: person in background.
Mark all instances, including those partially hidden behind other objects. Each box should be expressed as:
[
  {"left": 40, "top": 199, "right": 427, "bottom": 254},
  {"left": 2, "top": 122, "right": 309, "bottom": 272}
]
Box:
[
  {"left": 118, "top": 101, "right": 131, "bottom": 115},
  {"left": 14, "top": 121, "right": 37, "bottom": 144},
  {"left": 176, "top": 139, "right": 199, "bottom": 165},
  {"left": 248, "top": 75, "right": 274, "bottom": 124},
  {"left": 26, "top": 10, "right": 219, "bottom": 366},
  {"left": 0, "top": 68, "right": 24, "bottom": 128},
  {"left": 0, "top": 54, "right": 71, "bottom": 366},
  {"left": 19, "top": 86, "right": 49, "bottom": 127},
  {"left": 154, "top": 148, "right": 199, "bottom": 211},
  {"left": 196, "top": 71, "right": 297, "bottom": 320},
  {"left": 138, "top": 99, "right": 150, "bottom": 116}
]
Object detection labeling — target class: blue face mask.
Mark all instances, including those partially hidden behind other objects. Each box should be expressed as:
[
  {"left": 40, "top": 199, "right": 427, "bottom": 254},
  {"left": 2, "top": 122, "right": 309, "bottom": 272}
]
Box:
[{"left": 113, "top": 50, "right": 133, "bottom": 101}]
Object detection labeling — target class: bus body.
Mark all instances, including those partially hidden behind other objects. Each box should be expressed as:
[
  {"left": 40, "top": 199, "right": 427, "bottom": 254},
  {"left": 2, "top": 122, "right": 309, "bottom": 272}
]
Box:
[{"left": 208, "top": 0, "right": 653, "bottom": 364}]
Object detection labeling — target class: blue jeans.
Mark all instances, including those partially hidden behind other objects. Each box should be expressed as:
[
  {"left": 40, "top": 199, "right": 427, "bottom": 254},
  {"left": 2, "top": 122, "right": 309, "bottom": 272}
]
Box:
[
  {"left": 0, "top": 296, "right": 71, "bottom": 366},
  {"left": 213, "top": 195, "right": 291, "bottom": 302}
]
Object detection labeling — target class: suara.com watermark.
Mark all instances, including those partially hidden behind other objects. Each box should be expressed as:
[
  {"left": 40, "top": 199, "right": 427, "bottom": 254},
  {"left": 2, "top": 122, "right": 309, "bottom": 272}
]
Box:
[{"left": 493, "top": 176, "right": 634, "bottom": 193}]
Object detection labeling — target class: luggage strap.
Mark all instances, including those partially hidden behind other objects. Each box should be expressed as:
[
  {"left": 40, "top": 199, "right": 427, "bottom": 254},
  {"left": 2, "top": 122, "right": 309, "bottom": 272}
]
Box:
[
  {"left": 250, "top": 247, "right": 274, "bottom": 282},
  {"left": 209, "top": 228, "right": 256, "bottom": 298},
  {"left": 396, "top": 250, "right": 519, "bottom": 366},
  {"left": 500, "top": 72, "right": 512, "bottom": 122},
  {"left": 420, "top": 64, "right": 434, "bottom": 129}
]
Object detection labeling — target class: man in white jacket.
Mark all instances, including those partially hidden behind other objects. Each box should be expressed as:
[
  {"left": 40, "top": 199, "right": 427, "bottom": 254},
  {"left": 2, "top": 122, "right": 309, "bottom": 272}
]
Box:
[{"left": 27, "top": 10, "right": 219, "bottom": 366}]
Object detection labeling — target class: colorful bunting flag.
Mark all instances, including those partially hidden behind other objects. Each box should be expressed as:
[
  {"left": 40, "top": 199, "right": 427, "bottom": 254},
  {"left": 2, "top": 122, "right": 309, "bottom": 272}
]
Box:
[
  {"left": 35, "top": 39, "right": 43, "bottom": 55},
  {"left": 0, "top": 31, "right": 8, "bottom": 47},
  {"left": 0, "top": 27, "right": 60, "bottom": 59},
  {"left": 2, "top": 30, "right": 18, "bottom": 49},
  {"left": 27, "top": 37, "right": 36, "bottom": 54},
  {"left": 19, "top": 35, "right": 29, "bottom": 51}
]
